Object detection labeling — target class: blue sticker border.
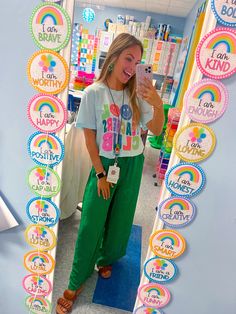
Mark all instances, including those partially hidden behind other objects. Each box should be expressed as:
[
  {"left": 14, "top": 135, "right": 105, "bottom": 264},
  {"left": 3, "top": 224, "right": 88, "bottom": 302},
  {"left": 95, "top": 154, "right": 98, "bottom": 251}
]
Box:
[
  {"left": 158, "top": 196, "right": 196, "bottom": 228},
  {"left": 26, "top": 197, "right": 61, "bottom": 227},
  {"left": 27, "top": 131, "right": 65, "bottom": 167},
  {"left": 165, "top": 162, "right": 206, "bottom": 198},
  {"left": 144, "top": 256, "right": 178, "bottom": 284},
  {"left": 211, "top": 0, "right": 236, "bottom": 27}
]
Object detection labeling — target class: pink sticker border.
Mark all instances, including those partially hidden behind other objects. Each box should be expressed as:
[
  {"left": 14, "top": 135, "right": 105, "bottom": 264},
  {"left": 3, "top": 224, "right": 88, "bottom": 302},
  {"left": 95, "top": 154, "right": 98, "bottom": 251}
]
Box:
[
  {"left": 22, "top": 274, "right": 52, "bottom": 297},
  {"left": 184, "top": 78, "right": 229, "bottom": 124},
  {"left": 196, "top": 27, "right": 236, "bottom": 80},
  {"left": 138, "top": 283, "right": 171, "bottom": 309},
  {"left": 27, "top": 93, "right": 67, "bottom": 133}
]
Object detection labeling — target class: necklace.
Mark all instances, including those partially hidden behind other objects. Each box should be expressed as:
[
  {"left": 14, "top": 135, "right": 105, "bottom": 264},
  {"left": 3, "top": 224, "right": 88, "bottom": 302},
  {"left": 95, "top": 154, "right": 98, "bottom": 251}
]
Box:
[{"left": 105, "top": 79, "right": 125, "bottom": 157}]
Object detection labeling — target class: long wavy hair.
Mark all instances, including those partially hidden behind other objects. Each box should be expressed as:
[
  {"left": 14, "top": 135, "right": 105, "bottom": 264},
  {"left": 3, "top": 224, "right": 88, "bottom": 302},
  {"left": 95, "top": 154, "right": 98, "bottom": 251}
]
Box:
[{"left": 97, "top": 33, "right": 143, "bottom": 125}]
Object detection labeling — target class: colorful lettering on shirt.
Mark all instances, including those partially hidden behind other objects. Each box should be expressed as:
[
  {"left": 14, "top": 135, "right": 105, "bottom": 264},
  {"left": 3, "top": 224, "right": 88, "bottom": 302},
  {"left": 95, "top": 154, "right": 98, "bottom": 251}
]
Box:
[{"left": 101, "top": 102, "right": 140, "bottom": 152}]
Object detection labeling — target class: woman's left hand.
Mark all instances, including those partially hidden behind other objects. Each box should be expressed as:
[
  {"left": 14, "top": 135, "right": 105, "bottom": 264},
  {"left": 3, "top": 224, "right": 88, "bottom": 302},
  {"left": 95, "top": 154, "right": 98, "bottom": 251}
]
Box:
[{"left": 137, "top": 78, "right": 162, "bottom": 109}]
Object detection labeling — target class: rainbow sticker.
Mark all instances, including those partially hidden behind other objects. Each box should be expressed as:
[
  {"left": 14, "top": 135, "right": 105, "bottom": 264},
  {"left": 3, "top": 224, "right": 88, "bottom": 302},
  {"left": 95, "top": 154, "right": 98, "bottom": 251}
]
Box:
[
  {"left": 27, "top": 50, "right": 69, "bottom": 94},
  {"left": 24, "top": 250, "right": 55, "bottom": 275},
  {"left": 27, "top": 166, "right": 61, "bottom": 198},
  {"left": 28, "top": 131, "right": 64, "bottom": 167},
  {"left": 134, "top": 305, "right": 164, "bottom": 314},
  {"left": 138, "top": 283, "right": 171, "bottom": 309},
  {"left": 150, "top": 229, "right": 186, "bottom": 259},
  {"left": 196, "top": 28, "right": 236, "bottom": 79},
  {"left": 211, "top": 0, "right": 236, "bottom": 28},
  {"left": 158, "top": 197, "right": 196, "bottom": 228},
  {"left": 25, "top": 295, "right": 51, "bottom": 314},
  {"left": 27, "top": 94, "right": 67, "bottom": 133},
  {"left": 184, "top": 79, "right": 228, "bottom": 123},
  {"left": 165, "top": 162, "right": 206, "bottom": 198},
  {"left": 25, "top": 224, "right": 57, "bottom": 251},
  {"left": 23, "top": 274, "right": 52, "bottom": 297},
  {"left": 173, "top": 123, "right": 216, "bottom": 162},
  {"left": 144, "top": 257, "right": 178, "bottom": 284},
  {"left": 30, "top": 3, "right": 71, "bottom": 51},
  {"left": 26, "top": 197, "right": 60, "bottom": 227}
]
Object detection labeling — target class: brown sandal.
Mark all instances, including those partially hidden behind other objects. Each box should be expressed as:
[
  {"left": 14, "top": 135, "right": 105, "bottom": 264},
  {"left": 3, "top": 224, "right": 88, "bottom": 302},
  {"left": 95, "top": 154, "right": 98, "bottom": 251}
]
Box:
[
  {"left": 98, "top": 265, "right": 112, "bottom": 279},
  {"left": 56, "top": 287, "right": 83, "bottom": 314},
  {"left": 56, "top": 298, "right": 73, "bottom": 314}
]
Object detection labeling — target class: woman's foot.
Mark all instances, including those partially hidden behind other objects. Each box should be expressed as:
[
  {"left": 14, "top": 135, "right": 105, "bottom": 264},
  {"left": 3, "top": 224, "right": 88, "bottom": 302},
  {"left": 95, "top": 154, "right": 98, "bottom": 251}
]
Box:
[
  {"left": 97, "top": 265, "right": 112, "bottom": 279},
  {"left": 56, "top": 287, "right": 83, "bottom": 314},
  {"left": 56, "top": 298, "right": 73, "bottom": 314}
]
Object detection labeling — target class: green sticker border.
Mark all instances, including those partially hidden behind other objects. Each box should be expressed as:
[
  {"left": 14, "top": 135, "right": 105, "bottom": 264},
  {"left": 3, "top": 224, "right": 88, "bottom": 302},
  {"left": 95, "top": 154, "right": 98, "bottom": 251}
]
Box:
[
  {"left": 29, "top": 2, "right": 71, "bottom": 51},
  {"left": 27, "top": 165, "right": 61, "bottom": 198}
]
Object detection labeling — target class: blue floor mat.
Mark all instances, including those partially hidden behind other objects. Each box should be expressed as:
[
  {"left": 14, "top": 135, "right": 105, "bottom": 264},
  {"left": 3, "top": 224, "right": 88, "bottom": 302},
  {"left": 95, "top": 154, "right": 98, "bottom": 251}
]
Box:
[{"left": 92, "top": 225, "right": 142, "bottom": 312}]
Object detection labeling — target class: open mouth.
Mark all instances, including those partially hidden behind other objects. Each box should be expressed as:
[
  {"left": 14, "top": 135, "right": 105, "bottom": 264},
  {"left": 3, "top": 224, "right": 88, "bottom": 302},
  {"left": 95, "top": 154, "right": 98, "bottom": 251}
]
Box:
[{"left": 123, "top": 70, "right": 132, "bottom": 79}]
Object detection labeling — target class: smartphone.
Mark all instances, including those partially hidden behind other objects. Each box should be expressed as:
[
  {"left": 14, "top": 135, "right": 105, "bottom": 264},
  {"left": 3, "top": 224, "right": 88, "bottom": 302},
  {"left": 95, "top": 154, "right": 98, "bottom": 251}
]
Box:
[{"left": 136, "top": 64, "right": 153, "bottom": 87}]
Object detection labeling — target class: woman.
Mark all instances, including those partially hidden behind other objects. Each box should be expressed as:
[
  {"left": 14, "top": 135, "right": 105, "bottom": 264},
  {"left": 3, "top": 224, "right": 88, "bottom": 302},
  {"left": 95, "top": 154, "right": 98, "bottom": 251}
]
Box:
[{"left": 56, "top": 33, "right": 164, "bottom": 314}]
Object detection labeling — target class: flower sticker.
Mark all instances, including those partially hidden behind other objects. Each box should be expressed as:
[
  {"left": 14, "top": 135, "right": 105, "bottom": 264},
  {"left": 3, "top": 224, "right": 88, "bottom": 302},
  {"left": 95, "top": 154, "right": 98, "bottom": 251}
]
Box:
[
  {"left": 189, "top": 127, "right": 206, "bottom": 143},
  {"left": 38, "top": 54, "right": 56, "bottom": 73},
  {"left": 35, "top": 200, "right": 49, "bottom": 213},
  {"left": 153, "top": 260, "right": 168, "bottom": 271},
  {"left": 33, "top": 226, "right": 47, "bottom": 238}
]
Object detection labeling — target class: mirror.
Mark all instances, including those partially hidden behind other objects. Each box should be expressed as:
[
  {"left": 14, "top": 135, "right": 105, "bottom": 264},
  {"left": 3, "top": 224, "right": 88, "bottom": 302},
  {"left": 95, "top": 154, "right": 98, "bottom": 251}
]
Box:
[{"left": 51, "top": 0, "right": 199, "bottom": 312}]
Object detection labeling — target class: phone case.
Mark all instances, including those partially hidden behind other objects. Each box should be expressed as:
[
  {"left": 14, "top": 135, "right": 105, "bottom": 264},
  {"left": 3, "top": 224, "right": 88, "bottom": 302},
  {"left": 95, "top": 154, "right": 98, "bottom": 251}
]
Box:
[{"left": 136, "top": 64, "right": 153, "bottom": 86}]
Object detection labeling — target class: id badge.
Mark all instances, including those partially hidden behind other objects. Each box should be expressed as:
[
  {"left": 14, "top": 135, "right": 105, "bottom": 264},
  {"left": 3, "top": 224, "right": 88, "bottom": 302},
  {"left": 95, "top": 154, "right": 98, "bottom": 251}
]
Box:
[{"left": 107, "top": 165, "right": 120, "bottom": 184}]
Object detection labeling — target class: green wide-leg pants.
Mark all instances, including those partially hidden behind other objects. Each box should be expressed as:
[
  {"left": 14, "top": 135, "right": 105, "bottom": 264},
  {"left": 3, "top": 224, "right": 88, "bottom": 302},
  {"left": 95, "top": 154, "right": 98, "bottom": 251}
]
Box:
[{"left": 68, "top": 154, "right": 144, "bottom": 291}]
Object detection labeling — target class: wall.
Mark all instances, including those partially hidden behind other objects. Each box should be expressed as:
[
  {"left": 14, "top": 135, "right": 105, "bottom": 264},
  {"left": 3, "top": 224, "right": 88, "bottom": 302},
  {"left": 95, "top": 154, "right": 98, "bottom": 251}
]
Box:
[
  {"left": 74, "top": 5, "right": 186, "bottom": 35},
  {"left": 0, "top": 1, "right": 39, "bottom": 313}
]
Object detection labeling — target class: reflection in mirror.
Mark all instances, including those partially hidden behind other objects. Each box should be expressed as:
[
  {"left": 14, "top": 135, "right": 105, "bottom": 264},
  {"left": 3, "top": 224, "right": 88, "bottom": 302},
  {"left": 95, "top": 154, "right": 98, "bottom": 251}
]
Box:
[{"left": 52, "top": 0, "right": 198, "bottom": 313}]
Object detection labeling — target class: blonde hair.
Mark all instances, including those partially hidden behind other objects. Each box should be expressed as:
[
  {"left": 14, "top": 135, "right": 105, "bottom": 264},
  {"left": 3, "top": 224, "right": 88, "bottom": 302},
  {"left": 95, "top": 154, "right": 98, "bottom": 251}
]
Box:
[{"left": 97, "top": 33, "right": 143, "bottom": 125}]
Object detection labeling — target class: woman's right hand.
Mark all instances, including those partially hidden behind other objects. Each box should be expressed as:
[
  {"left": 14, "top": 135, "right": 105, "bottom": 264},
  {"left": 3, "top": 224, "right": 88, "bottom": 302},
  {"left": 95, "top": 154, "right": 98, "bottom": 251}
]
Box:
[{"left": 97, "top": 177, "right": 113, "bottom": 200}]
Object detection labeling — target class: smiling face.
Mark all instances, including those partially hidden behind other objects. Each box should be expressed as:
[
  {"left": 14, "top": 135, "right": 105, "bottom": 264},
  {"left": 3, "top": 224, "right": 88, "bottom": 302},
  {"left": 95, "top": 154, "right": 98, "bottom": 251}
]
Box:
[{"left": 111, "top": 45, "right": 142, "bottom": 87}]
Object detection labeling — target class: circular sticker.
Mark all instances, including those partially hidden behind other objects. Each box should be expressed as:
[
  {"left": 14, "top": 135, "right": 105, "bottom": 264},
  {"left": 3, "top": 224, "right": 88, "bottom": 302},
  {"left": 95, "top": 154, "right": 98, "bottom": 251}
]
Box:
[
  {"left": 184, "top": 79, "right": 229, "bottom": 123},
  {"left": 28, "top": 131, "right": 65, "bottom": 167},
  {"left": 165, "top": 162, "right": 206, "bottom": 198},
  {"left": 23, "top": 274, "right": 52, "bottom": 297},
  {"left": 27, "top": 94, "right": 67, "bottom": 133},
  {"left": 26, "top": 197, "right": 60, "bottom": 227},
  {"left": 134, "top": 305, "right": 164, "bottom": 314},
  {"left": 27, "top": 166, "right": 61, "bottom": 198},
  {"left": 158, "top": 197, "right": 196, "bottom": 228},
  {"left": 30, "top": 3, "right": 71, "bottom": 51},
  {"left": 173, "top": 123, "right": 216, "bottom": 163},
  {"left": 25, "top": 224, "right": 57, "bottom": 251},
  {"left": 27, "top": 49, "right": 69, "bottom": 94},
  {"left": 24, "top": 250, "right": 55, "bottom": 275},
  {"left": 138, "top": 283, "right": 171, "bottom": 309},
  {"left": 196, "top": 27, "right": 236, "bottom": 79},
  {"left": 150, "top": 229, "right": 186, "bottom": 259},
  {"left": 144, "top": 257, "right": 178, "bottom": 284},
  {"left": 211, "top": 0, "right": 236, "bottom": 27},
  {"left": 25, "top": 296, "right": 51, "bottom": 314}
]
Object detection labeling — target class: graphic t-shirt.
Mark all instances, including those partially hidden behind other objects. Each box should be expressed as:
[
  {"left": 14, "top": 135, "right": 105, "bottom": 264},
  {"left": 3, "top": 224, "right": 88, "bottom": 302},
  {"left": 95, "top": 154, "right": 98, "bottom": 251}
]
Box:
[{"left": 76, "top": 82, "right": 153, "bottom": 159}]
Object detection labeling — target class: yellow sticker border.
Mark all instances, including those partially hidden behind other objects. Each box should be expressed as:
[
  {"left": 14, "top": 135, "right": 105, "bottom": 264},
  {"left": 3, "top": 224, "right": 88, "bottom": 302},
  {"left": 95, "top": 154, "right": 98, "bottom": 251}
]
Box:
[{"left": 173, "top": 122, "right": 216, "bottom": 163}]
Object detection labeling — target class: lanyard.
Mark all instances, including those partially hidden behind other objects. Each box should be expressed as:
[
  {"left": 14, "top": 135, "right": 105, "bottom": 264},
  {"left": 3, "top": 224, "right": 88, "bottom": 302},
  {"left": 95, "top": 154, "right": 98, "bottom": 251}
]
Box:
[{"left": 106, "top": 79, "right": 125, "bottom": 164}]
